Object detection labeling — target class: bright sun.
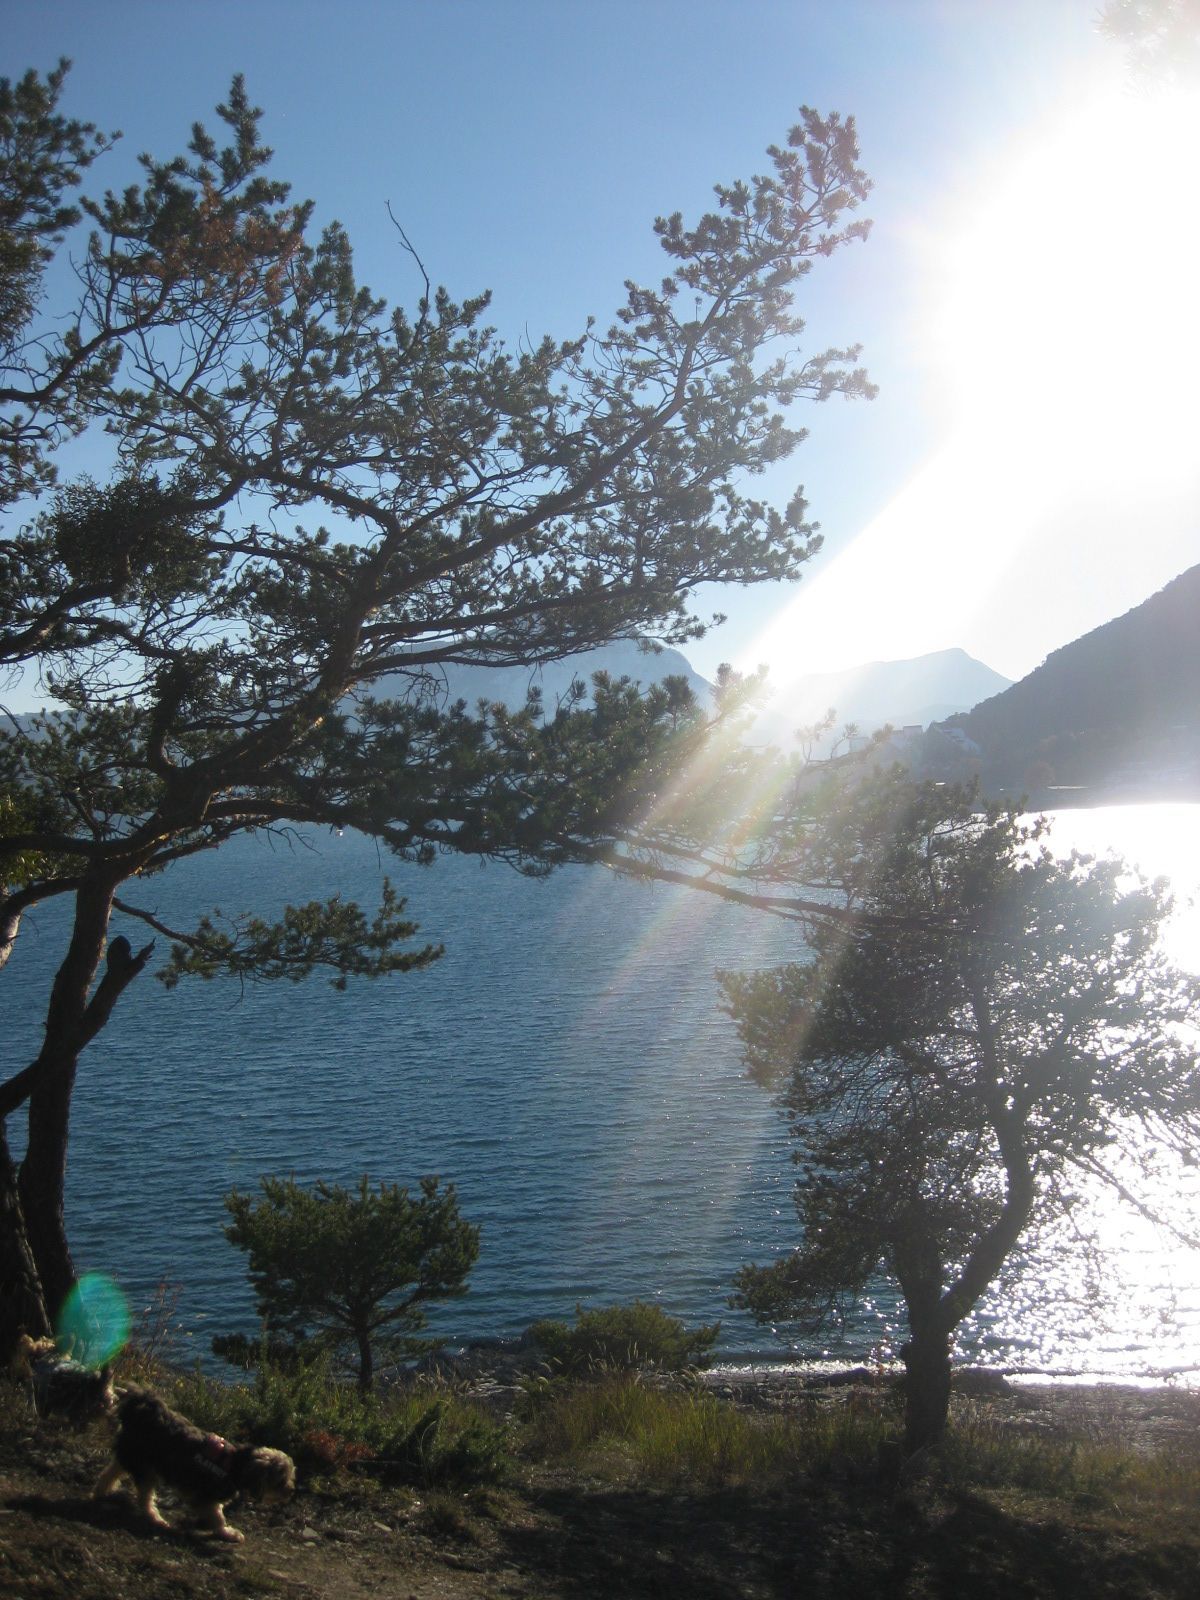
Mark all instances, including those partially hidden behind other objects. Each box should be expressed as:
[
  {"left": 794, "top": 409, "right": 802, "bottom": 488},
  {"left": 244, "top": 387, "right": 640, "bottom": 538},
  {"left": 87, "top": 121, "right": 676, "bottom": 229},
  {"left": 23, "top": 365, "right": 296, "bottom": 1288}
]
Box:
[
  {"left": 745, "top": 62, "right": 1200, "bottom": 693},
  {"left": 934, "top": 75, "right": 1200, "bottom": 488}
]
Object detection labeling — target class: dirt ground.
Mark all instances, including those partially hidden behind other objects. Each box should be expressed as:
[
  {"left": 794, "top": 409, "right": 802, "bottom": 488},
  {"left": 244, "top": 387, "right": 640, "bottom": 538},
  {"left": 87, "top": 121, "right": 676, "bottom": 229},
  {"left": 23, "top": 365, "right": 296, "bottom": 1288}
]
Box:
[{"left": 4, "top": 1378, "right": 1200, "bottom": 1600}]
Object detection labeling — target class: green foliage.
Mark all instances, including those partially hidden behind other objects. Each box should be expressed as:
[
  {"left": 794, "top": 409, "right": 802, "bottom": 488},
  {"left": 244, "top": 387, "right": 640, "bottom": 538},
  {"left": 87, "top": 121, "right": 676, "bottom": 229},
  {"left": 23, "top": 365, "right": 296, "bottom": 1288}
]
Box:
[
  {"left": 528, "top": 1300, "right": 720, "bottom": 1376},
  {"left": 0, "top": 60, "right": 116, "bottom": 505},
  {"left": 938, "top": 1405, "right": 1132, "bottom": 1499},
  {"left": 1, "top": 66, "right": 874, "bottom": 959},
  {"left": 210, "top": 1330, "right": 313, "bottom": 1371},
  {"left": 159, "top": 878, "right": 443, "bottom": 989},
  {"left": 223, "top": 1174, "right": 479, "bottom": 1392},
  {"left": 723, "top": 774, "right": 1200, "bottom": 1449},
  {"left": 1100, "top": 0, "right": 1200, "bottom": 83},
  {"left": 170, "top": 1353, "right": 507, "bottom": 1487},
  {"left": 0, "top": 787, "right": 54, "bottom": 891},
  {"left": 0, "top": 60, "right": 873, "bottom": 1346},
  {"left": 518, "top": 1369, "right": 1200, "bottom": 1510}
]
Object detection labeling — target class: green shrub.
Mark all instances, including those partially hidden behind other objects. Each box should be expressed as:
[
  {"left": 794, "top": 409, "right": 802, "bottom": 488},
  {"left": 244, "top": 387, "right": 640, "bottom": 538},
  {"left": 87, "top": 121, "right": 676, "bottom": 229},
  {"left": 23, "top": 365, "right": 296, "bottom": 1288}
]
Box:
[
  {"left": 211, "top": 1331, "right": 314, "bottom": 1372},
  {"left": 527, "top": 1301, "right": 720, "bottom": 1376},
  {"left": 166, "top": 1356, "right": 507, "bottom": 1487}
]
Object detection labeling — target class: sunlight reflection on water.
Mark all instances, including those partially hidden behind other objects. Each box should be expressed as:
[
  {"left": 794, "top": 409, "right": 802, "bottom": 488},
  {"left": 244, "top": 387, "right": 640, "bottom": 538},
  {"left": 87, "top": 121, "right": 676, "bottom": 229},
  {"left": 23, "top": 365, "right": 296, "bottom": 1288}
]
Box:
[
  {"left": 958, "top": 803, "right": 1200, "bottom": 1384},
  {"left": 6, "top": 802, "right": 1198, "bottom": 1378},
  {"left": 1043, "top": 803, "right": 1200, "bottom": 972}
]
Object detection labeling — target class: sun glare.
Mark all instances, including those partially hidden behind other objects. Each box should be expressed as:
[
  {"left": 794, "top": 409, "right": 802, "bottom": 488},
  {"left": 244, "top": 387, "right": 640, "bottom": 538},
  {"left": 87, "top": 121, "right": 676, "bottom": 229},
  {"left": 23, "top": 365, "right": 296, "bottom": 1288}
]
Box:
[
  {"left": 743, "top": 63, "right": 1200, "bottom": 696},
  {"left": 934, "top": 76, "right": 1200, "bottom": 478}
]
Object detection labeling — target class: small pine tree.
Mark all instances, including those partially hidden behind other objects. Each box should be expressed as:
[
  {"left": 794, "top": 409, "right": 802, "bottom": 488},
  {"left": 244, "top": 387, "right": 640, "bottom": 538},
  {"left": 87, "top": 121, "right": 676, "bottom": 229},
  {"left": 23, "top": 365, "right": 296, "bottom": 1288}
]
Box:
[{"left": 223, "top": 1174, "right": 479, "bottom": 1392}]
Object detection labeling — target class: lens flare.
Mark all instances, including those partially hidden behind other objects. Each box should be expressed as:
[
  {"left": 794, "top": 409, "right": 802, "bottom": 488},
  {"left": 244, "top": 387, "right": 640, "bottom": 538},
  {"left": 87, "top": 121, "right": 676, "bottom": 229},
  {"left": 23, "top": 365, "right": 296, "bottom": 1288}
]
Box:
[{"left": 56, "top": 1271, "right": 131, "bottom": 1367}]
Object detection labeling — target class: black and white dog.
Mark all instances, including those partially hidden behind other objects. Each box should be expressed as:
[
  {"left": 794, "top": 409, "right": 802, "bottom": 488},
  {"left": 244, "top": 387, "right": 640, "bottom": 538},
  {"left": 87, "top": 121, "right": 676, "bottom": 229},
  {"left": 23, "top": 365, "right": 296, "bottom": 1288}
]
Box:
[{"left": 94, "top": 1387, "right": 295, "bottom": 1542}]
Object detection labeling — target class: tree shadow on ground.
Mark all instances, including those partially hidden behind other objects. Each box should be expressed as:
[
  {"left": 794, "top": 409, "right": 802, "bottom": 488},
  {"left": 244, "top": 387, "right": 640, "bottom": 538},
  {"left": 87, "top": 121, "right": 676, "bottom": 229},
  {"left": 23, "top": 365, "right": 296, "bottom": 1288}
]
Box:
[{"left": 495, "top": 1477, "right": 1200, "bottom": 1600}]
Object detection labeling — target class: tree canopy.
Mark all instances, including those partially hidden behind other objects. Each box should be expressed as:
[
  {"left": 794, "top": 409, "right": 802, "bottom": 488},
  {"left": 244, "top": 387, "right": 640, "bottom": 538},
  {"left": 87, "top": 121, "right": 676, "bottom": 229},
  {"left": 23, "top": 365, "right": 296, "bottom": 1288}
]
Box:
[
  {"left": 0, "top": 62, "right": 873, "bottom": 1342},
  {"left": 223, "top": 1174, "right": 478, "bottom": 1392},
  {"left": 721, "top": 777, "right": 1200, "bottom": 1451}
]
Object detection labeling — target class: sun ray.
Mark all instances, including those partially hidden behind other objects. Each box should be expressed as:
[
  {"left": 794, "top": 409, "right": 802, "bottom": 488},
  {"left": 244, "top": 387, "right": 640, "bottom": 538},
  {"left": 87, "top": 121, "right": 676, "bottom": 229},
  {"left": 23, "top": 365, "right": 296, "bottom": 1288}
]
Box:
[{"left": 738, "top": 63, "right": 1200, "bottom": 696}]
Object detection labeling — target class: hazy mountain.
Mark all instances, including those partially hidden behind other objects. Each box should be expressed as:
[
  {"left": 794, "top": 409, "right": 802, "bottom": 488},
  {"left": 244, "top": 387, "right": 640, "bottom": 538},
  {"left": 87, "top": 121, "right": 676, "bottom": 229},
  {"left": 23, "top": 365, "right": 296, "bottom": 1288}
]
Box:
[
  {"left": 935, "top": 564, "right": 1200, "bottom": 798},
  {"left": 750, "top": 648, "right": 1012, "bottom": 750},
  {"left": 364, "top": 638, "right": 712, "bottom": 715}
]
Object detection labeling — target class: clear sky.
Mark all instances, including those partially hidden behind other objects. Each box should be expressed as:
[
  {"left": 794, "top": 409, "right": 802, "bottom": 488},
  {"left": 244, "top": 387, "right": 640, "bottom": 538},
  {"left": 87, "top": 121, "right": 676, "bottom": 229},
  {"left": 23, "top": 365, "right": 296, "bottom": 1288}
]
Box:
[{"left": 4, "top": 0, "right": 1198, "bottom": 698}]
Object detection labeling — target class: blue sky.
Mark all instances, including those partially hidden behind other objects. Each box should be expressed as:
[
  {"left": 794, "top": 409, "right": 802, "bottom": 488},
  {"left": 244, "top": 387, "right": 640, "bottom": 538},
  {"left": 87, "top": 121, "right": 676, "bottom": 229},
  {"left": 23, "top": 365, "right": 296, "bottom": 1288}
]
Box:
[{"left": 5, "top": 0, "right": 1197, "bottom": 697}]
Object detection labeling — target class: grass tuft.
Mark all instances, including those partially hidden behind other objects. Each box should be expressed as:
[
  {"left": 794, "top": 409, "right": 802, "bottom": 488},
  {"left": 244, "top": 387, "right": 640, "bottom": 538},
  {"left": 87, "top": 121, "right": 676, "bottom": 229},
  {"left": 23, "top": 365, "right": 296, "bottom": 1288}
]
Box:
[
  {"left": 164, "top": 1355, "right": 507, "bottom": 1488},
  {"left": 519, "top": 1375, "right": 896, "bottom": 1488},
  {"left": 939, "top": 1399, "right": 1200, "bottom": 1512}
]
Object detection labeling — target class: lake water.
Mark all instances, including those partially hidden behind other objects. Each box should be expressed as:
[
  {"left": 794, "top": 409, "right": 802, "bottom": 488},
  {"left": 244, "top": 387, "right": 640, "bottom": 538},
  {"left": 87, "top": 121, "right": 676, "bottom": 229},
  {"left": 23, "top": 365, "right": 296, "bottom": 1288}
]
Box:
[{"left": 5, "top": 802, "right": 1199, "bottom": 1380}]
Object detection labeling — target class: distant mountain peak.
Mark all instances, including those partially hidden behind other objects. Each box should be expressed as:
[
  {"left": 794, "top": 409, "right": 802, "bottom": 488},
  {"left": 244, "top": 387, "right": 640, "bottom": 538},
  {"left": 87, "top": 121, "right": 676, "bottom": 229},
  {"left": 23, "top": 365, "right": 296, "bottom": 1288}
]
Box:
[
  {"left": 366, "top": 638, "right": 712, "bottom": 715},
  {"left": 750, "top": 649, "right": 1012, "bottom": 749}
]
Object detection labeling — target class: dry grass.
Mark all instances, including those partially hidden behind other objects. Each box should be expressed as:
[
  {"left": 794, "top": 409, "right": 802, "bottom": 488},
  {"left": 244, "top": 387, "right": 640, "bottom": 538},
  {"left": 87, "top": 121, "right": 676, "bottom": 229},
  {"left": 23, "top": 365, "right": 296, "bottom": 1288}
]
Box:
[
  {"left": 7, "top": 1371, "right": 1200, "bottom": 1597},
  {"left": 519, "top": 1373, "right": 1200, "bottom": 1511},
  {"left": 519, "top": 1373, "right": 896, "bottom": 1487}
]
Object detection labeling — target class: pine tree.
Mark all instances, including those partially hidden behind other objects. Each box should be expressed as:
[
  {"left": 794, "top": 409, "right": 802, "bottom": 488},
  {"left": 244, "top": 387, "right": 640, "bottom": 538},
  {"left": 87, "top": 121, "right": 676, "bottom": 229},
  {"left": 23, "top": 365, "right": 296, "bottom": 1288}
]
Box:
[
  {"left": 722, "top": 777, "right": 1200, "bottom": 1452},
  {"left": 0, "top": 64, "right": 872, "bottom": 1344}
]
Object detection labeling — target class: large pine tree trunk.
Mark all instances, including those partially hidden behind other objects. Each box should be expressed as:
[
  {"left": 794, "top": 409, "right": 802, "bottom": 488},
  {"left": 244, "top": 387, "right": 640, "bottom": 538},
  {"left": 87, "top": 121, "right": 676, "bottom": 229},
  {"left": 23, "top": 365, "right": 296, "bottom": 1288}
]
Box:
[
  {"left": 10, "top": 874, "right": 151, "bottom": 1328},
  {"left": 17, "top": 1047, "right": 79, "bottom": 1323},
  {"left": 0, "top": 1121, "right": 51, "bottom": 1360}
]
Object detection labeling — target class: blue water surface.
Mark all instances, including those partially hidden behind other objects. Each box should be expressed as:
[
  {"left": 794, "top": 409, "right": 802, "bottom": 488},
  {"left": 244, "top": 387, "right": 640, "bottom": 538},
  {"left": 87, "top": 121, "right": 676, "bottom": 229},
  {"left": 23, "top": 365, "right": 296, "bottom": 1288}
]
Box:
[
  {"left": 7, "top": 805, "right": 1199, "bottom": 1380},
  {"left": 7, "top": 831, "right": 833, "bottom": 1363}
]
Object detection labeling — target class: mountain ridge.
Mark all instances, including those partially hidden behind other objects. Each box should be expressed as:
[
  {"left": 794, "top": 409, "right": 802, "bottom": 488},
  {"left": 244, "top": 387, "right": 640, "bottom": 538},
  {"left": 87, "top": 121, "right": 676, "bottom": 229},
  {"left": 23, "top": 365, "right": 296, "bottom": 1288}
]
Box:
[
  {"left": 931, "top": 563, "right": 1200, "bottom": 798},
  {"left": 749, "top": 646, "right": 1012, "bottom": 751},
  {"left": 364, "top": 637, "right": 712, "bottom": 714}
]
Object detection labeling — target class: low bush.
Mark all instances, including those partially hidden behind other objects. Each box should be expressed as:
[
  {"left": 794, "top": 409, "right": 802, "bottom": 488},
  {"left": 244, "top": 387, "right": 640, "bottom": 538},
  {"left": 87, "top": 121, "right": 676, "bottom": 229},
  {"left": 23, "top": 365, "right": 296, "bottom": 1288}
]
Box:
[
  {"left": 527, "top": 1301, "right": 720, "bottom": 1376},
  {"left": 167, "top": 1354, "right": 507, "bottom": 1488},
  {"left": 211, "top": 1331, "right": 314, "bottom": 1372}
]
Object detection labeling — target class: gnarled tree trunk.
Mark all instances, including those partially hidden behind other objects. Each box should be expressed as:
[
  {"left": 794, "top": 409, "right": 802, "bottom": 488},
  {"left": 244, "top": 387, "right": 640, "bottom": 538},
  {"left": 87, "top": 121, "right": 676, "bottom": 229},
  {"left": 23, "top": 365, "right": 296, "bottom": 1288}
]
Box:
[
  {"left": 18, "top": 1047, "right": 80, "bottom": 1321},
  {"left": 0, "top": 1121, "right": 51, "bottom": 1360},
  {"left": 5, "top": 872, "right": 154, "bottom": 1331}
]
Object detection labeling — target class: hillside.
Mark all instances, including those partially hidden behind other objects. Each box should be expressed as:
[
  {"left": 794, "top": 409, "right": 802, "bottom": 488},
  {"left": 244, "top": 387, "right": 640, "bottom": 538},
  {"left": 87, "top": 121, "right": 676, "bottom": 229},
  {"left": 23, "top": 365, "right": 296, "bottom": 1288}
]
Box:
[
  {"left": 937, "top": 564, "right": 1200, "bottom": 798},
  {"left": 751, "top": 648, "right": 1011, "bottom": 751},
  {"left": 4, "top": 1372, "right": 1200, "bottom": 1600}
]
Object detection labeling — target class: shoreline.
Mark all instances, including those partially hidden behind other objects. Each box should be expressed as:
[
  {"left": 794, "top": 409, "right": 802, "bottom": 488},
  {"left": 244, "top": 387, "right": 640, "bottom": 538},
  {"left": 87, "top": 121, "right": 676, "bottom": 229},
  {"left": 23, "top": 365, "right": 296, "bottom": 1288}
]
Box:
[
  {"left": 688, "top": 1365, "right": 1200, "bottom": 1454},
  {"left": 700, "top": 1359, "right": 1200, "bottom": 1392},
  {"left": 439, "top": 1334, "right": 1200, "bottom": 1392},
  {"left": 431, "top": 1347, "right": 1200, "bottom": 1456},
  {"left": 433, "top": 1340, "right": 1200, "bottom": 1429}
]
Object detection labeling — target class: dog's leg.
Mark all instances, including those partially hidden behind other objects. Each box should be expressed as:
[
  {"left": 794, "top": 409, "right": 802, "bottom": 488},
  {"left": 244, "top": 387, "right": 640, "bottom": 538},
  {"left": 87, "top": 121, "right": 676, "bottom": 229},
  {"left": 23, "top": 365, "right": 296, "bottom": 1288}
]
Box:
[
  {"left": 136, "top": 1477, "right": 171, "bottom": 1530},
  {"left": 93, "top": 1459, "right": 124, "bottom": 1499},
  {"left": 203, "top": 1501, "right": 245, "bottom": 1543}
]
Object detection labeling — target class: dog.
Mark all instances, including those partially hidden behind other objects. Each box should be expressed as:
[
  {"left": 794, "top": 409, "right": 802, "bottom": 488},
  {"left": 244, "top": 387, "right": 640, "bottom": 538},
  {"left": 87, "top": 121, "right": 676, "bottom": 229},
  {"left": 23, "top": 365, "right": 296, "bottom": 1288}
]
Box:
[
  {"left": 94, "top": 1386, "right": 295, "bottom": 1542},
  {"left": 10, "top": 1332, "right": 116, "bottom": 1425}
]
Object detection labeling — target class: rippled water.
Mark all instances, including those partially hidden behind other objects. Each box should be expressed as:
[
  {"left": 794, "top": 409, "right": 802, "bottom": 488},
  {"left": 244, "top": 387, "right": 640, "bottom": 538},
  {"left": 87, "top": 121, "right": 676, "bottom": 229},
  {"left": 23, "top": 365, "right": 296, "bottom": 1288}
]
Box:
[
  {"left": 5, "top": 802, "right": 1198, "bottom": 1378},
  {"left": 961, "top": 804, "right": 1200, "bottom": 1384}
]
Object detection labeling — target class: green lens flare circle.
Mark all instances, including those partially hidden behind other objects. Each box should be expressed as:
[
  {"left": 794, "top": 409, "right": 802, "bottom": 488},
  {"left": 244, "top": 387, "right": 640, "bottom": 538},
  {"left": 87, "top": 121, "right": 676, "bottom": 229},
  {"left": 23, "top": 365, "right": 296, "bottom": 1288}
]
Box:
[{"left": 56, "top": 1272, "right": 131, "bottom": 1366}]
